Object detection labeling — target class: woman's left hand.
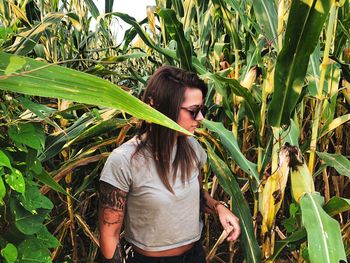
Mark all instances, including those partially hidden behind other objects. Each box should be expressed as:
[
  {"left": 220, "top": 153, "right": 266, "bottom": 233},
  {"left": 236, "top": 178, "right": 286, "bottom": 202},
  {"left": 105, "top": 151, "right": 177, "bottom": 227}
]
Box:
[{"left": 216, "top": 204, "right": 241, "bottom": 241}]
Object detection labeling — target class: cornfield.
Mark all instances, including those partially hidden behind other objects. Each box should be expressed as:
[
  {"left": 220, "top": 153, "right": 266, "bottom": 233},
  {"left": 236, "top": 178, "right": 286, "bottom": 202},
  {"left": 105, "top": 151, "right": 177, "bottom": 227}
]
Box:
[{"left": 0, "top": 0, "right": 349, "bottom": 262}]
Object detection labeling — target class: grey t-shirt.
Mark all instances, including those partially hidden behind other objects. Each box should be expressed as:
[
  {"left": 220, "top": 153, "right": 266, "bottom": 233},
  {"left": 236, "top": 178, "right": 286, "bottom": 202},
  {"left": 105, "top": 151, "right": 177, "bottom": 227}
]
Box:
[{"left": 100, "top": 136, "right": 207, "bottom": 251}]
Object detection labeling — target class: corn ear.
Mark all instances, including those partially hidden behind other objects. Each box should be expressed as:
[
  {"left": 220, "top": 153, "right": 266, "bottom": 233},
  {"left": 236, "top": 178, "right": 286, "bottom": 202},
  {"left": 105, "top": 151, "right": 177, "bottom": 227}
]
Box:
[
  {"left": 344, "top": 47, "right": 350, "bottom": 64},
  {"left": 259, "top": 145, "right": 290, "bottom": 235},
  {"left": 341, "top": 79, "right": 350, "bottom": 105},
  {"left": 264, "top": 61, "right": 274, "bottom": 95},
  {"left": 235, "top": 67, "right": 257, "bottom": 105},
  {"left": 290, "top": 154, "right": 315, "bottom": 203},
  {"left": 240, "top": 66, "right": 257, "bottom": 89}
]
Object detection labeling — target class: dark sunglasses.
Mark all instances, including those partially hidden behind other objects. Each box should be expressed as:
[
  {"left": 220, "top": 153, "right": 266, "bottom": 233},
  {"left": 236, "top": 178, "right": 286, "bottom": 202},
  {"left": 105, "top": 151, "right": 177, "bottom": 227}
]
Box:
[{"left": 181, "top": 105, "right": 208, "bottom": 119}]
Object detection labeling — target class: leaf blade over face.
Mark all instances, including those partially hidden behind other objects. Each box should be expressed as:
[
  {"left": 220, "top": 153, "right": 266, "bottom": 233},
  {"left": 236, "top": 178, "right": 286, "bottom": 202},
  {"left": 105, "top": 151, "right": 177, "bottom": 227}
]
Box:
[{"left": 0, "top": 52, "right": 191, "bottom": 136}]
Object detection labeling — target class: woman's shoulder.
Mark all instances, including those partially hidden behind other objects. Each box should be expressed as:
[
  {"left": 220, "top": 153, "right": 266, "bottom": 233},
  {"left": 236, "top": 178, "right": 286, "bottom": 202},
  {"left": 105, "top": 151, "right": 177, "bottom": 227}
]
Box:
[
  {"left": 186, "top": 136, "right": 207, "bottom": 165},
  {"left": 109, "top": 137, "right": 139, "bottom": 161},
  {"left": 186, "top": 136, "right": 202, "bottom": 149}
]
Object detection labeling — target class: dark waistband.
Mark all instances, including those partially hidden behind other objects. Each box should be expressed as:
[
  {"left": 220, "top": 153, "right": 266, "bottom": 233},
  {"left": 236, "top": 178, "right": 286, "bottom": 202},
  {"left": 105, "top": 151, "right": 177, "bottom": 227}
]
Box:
[{"left": 131, "top": 240, "right": 201, "bottom": 263}]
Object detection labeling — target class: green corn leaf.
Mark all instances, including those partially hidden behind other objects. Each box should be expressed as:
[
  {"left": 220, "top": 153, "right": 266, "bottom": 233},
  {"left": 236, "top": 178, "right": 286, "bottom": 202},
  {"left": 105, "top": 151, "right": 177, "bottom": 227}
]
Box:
[
  {"left": 85, "top": 0, "right": 111, "bottom": 43},
  {"left": 100, "top": 52, "right": 147, "bottom": 63},
  {"left": 16, "top": 96, "right": 60, "bottom": 131},
  {"left": 158, "top": 8, "right": 193, "bottom": 70},
  {"left": 105, "top": 0, "right": 114, "bottom": 14},
  {"left": 268, "top": 0, "right": 332, "bottom": 127},
  {"left": 85, "top": 0, "right": 99, "bottom": 18},
  {"left": 193, "top": 58, "right": 261, "bottom": 132},
  {"left": 34, "top": 170, "right": 67, "bottom": 195},
  {"left": 196, "top": 3, "right": 213, "bottom": 53},
  {"left": 17, "top": 96, "right": 56, "bottom": 119},
  {"left": 307, "top": 45, "right": 321, "bottom": 97},
  {"left": 222, "top": 0, "right": 255, "bottom": 36},
  {"left": 322, "top": 64, "right": 341, "bottom": 125},
  {"left": 121, "top": 18, "right": 148, "bottom": 52},
  {"left": 269, "top": 229, "right": 307, "bottom": 262},
  {"left": 319, "top": 113, "right": 350, "bottom": 139},
  {"left": 316, "top": 151, "right": 350, "bottom": 179},
  {"left": 7, "top": 13, "right": 64, "bottom": 55},
  {"left": 4, "top": 56, "right": 26, "bottom": 75},
  {"left": 217, "top": 0, "right": 242, "bottom": 50},
  {"left": 0, "top": 52, "right": 190, "bottom": 136},
  {"left": 41, "top": 112, "right": 96, "bottom": 161},
  {"left": 203, "top": 120, "right": 259, "bottom": 185},
  {"left": 66, "top": 13, "right": 82, "bottom": 31},
  {"left": 242, "top": 42, "right": 262, "bottom": 79},
  {"left": 202, "top": 140, "right": 261, "bottom": 263},
  {"left": 172, "top": 0, "right": 184, "bottom": 17},
  {"left": 252, "top": 0, "right": 278, "bottom": 49},
  {"left": 300, "top": 192, "right": 347, "bottom": 263},
  {"left": 182, "top": 0, "right": 196, "bottom": 35},
  {"left": 110, "top": 12, "right": 176, "bottom": 60},
  {"left": 0, "top": 26, "right": 13, "bottom": 41},
  {"left": 260, "top": 135, "right": 273, "bottom": 178},
  {"left": 40, "top": 112, "right": 128, "bottom": 161},
  {"left": 324, "top": 196, "right": 350, "bottom": 217},
  {"left": 71, "top": 118, "right": 130, "bottom": 145},
  {"left": 281, "top": 119, "right": 300, "bottom": 147}
]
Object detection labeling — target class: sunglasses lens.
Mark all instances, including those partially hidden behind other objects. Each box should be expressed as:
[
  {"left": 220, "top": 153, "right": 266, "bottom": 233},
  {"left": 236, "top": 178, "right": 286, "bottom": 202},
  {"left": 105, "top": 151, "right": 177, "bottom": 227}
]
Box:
[
  {"left": 193, "top": 106, "right": 207, "bottom": 119},
  {"left": 201, "top": 106, "right": 208, "bottom": 116}
]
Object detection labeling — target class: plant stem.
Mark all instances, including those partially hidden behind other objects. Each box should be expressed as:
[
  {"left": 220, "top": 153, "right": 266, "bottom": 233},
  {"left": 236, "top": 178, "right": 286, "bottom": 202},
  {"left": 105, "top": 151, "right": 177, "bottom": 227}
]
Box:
[
  {"left": 278, "top": 0, "right": 284, "bottom": 51},
  {"left": 271, "top": 126, "right": 280, "bottom": 173},
  {"left": 308, "top": 3, "right": 338, "bottom": 174}
]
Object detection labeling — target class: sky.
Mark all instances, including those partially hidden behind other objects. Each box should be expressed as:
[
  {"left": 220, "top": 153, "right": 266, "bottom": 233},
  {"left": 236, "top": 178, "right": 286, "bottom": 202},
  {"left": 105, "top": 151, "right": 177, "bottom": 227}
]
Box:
[{"left": 94, "top": 0, "right": 156, "bottom": 44}]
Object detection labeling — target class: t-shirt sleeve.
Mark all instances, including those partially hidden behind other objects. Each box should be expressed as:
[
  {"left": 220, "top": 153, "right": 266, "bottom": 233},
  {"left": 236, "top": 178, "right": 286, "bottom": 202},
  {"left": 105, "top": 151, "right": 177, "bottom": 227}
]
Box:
[{"left": 100, "top": 149, "right": 132, "bottom": 192}]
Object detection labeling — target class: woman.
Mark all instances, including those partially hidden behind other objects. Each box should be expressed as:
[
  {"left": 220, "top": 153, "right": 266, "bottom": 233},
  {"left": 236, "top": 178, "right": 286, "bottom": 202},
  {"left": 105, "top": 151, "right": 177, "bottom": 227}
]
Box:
[{"left": 99, "top": 66, "right": 240, "bottom": 263}]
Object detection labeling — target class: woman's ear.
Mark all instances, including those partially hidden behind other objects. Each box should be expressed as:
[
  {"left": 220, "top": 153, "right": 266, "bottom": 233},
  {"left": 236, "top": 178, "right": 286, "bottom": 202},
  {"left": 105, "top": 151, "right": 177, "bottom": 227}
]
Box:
[{"left": 147, "top": 96, "right": 154, "bottom": 106}]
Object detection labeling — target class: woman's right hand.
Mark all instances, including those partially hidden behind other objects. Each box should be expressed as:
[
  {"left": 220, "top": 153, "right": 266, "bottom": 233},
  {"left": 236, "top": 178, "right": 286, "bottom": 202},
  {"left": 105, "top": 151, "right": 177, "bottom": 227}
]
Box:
[
  {"left": 216, "top": 204, "right": 241, "bottom": 241},
  {"left": 101, "top": 243, "right": 124, "bottom": 263}
]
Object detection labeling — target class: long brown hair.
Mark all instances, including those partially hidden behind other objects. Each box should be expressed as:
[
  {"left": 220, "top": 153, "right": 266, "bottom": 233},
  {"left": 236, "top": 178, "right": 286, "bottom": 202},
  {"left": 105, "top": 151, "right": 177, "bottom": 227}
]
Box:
[{"left": 134, "top": 66, "right": 207, "bottom": 193}]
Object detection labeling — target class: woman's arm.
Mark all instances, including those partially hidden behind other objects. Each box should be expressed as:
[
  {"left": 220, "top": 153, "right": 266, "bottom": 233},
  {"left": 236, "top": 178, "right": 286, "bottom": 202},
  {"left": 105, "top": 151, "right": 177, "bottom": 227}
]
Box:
[
  {"left": 199, "top": 176, "right": 241, "bottom": 241},
  {"left": 99, "top": 181, "right": 127, "bottom": 261}
]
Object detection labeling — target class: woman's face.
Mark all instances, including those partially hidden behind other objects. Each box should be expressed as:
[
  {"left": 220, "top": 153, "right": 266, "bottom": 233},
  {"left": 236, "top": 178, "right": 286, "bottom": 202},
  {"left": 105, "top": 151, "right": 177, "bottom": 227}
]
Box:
[{"left": 177, "top": 87, "right": 204, "bottom": 134}]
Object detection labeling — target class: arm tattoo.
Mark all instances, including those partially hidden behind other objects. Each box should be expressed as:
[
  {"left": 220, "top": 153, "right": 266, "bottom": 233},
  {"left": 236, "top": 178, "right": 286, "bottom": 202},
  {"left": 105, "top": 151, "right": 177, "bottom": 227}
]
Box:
[{"left": 99, "top": 181, "right": 127, "bottom": 226}]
